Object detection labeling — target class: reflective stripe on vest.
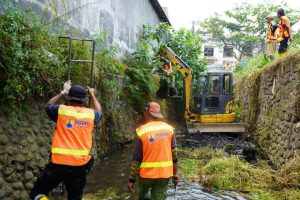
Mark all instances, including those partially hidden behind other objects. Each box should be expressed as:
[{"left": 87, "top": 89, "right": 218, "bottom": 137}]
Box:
[
  {"left": 52, "top": 148, "right": 90, "bottom": 156},
  {"left": 137, "top": 121, "right": 174, "bottom": 179},
  {"left": 140, "top": 161, "right": 173, "bottom": 168},
  {"left": 58, "top": 109, "right": 94, "bottom": 119},
  {"left": 137, "top": 124, "right": 173, "bottom": 137},
  {"left": 51, "top": 105, "right": 94, "bottom": 166}
]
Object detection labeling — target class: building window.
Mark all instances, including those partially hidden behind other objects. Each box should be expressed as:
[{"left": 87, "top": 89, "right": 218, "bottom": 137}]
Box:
[
  {"left": 223, "top": 47, "right": 233, "bottom": 57},
  {"left": 204, "top": 47, "right": 214, "bottom": 57}
]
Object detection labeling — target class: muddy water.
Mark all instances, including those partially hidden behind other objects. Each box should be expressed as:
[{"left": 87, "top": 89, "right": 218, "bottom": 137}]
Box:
[{"left": 83, "top": 147, "right": 248, "bottom": 200}]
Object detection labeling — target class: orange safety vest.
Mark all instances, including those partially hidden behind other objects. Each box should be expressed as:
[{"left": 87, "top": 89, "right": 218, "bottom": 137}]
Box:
[
  {"left": 136, "top": 121, "right": 174, "bottom": 179},
  {"left": 267, "top": 24, "right": 277, "bottom": 42},
  {"left": 278, "top": 16, "right": 290, "bottom": 42},
  {"left": 51, "top": 105, "right": 95, "bottom": 166}
]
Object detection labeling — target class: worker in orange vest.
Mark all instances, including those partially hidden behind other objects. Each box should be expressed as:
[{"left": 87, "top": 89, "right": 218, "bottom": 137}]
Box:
[
  {"left": 127, "top": 102, "right": 179, "bottom": 200},
  {"left": 30, "top": 81, "right": 102, "bottom": 200},
  {"left": 277, "top": 8, "right": 292, "bottom": 54},
  {"left": 265, "top": 15, "right": 278, "bottom": 60},
  {"left": 161, "top": 57, "right": 173, "bottom": 77}
]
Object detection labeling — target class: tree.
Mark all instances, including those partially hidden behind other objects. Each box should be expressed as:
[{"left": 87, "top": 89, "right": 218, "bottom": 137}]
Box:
[
  {"left": 141, "top": 23, "right": 206, "bottom": 76},
  {"left": 198, "top": 2, "right": 300, "bottom": 60}
]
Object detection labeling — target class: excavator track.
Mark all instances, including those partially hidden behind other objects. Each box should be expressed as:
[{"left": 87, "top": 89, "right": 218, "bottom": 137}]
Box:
[{"left": 186, "top": 122, "right": 245, "bottom": 134}]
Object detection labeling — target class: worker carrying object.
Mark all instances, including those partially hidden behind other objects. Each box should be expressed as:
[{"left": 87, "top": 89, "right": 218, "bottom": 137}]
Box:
[
  {"left": 30, "top": 81, "right": 102, "bottom": 200},
  {"left": 277, "top": 8, "right": 292, "bottom": 54},
  {"left": 127, "top": 102, "right": 179, "bottom": 200},
  {"left": 265, "top": 15, "right": 278, "bottom": 60}
]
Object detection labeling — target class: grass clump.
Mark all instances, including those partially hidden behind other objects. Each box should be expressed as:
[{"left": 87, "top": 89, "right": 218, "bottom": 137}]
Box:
[{"left": 178, "top": 147, "right": 300, "bottom": 200}]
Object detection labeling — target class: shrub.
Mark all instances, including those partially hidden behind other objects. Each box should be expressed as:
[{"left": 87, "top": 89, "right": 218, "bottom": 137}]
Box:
[{"left": 0, "top": 5, "right": 67, "bottom": 105}]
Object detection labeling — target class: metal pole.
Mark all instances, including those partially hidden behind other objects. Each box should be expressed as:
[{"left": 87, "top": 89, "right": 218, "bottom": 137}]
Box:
[
  {"left": 68, "top": 38, "right": 72, "bottom": 81},
  {"left": 90, "top": 40, "right": 95, "bottom": 87}
]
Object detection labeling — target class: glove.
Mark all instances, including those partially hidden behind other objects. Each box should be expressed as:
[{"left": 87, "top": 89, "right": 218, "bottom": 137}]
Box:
[
  {"left": 87, "top": 86, "right": 95, "bottom": 97},
  {"left": 61, "top": 80, "right": 71, "bottom": 95}
]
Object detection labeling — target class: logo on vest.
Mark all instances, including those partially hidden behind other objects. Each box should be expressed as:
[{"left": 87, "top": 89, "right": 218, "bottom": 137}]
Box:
[
  {"left": 66, "top": 119, "right": 74, "bottom": 128},
  {"left": 66, "top": 119, "right": 89, "bottom": 128},
  {"left": 148, "top": 132, "right": 168, "bottom": 143},
  {"left": 149, "top": 133, "right": 155, "bottom": 143}
]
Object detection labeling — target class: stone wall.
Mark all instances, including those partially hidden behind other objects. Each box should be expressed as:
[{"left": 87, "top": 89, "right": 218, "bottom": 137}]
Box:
[
  {"left": 235, "top": 52, "right": 300, "bottom": 167},
  {"left": 0, "top": 0, "right": 162, "bottom": 54},
  {"left": 0, "top": 76, "right": 138, "bottom": 199}
]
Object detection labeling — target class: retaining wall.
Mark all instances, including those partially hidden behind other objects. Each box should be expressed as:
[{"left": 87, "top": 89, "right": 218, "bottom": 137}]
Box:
[
  {"left": 235, "top": 52, "right": 300, "bottom": 167},
  {"left": 0, "top": 76, "right": 138, "bottom": 199}
]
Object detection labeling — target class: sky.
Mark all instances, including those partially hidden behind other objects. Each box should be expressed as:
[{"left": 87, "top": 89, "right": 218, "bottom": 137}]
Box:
[{"left": 158, "top": 0, "right": 300, "bottom": 29}]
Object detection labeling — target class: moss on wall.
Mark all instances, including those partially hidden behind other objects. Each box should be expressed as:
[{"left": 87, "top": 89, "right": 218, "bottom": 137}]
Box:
[{"left": 235, "top": 51, "right": 300, "bottom": 167}]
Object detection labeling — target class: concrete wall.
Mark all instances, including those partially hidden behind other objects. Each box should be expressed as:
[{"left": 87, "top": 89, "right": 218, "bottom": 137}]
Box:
[
  {"left": 1, "top": 0, "right": 161, "bottom": 53},
  {"left": 235, "top": 52, "right": 300, "bottom": 167}
]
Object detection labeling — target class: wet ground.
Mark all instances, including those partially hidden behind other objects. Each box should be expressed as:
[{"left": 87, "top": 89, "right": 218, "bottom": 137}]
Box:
[
  {"left": 54, "top": 127, "right": 255, "bottom": 199},
  {"left": 82, "top": 146, "right": 248, "bottom": 200}
]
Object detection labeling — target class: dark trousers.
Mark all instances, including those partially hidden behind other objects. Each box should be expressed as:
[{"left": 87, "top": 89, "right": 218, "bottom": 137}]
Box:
[
  {"left": 30, "top": 160, "right": 93, "bottom": 200},
  {"left": 139, "top": 178, "right": 170, "bottom": 200},
  {"left": 279, "top": 37, "right": 289, "bottom": 54}
]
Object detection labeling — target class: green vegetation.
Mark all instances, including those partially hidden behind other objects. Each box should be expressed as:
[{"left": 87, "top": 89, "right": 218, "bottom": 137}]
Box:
[
  {"left": 178, "top": 148, "right": 300, "bottom": 200},
  {"left": 0, "top": 5, "right": 67, "bottom": 104},
  {"left": 138, "top": 23, "right": 206, "bottom": 96},
  {"left": 199, "top": 2, "right": 300, "bottom": 60},
  {"left": 234, "top": 54, "right": 269, "bottom": 78}
]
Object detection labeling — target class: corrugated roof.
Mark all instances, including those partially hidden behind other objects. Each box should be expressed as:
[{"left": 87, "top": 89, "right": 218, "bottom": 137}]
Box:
[{"left": 149, "top": 0, "right": 171, "bottom": 25}]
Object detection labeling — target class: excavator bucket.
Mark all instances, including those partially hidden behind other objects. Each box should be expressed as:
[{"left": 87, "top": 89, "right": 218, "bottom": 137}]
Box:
[
  {"left": 186, "top": 122, "right": 245, "bottom": 134},
  {"left": 156, "top": 79, "right": 177, "bottom": 99}
]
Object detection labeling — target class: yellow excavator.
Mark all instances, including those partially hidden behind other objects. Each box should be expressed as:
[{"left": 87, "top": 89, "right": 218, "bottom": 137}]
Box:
[{"left": 157, "top": 46, "right": 245, "bottom": 134}]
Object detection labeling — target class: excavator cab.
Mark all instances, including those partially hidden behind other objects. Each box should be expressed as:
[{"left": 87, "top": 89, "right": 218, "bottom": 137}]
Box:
[{"left": 193, "top": 71, "right": 233, "bottom": 115}]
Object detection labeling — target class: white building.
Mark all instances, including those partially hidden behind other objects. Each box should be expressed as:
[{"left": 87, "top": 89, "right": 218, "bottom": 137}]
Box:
[{"left": 202, "top": 42, "right": 239, "bottom": 71}]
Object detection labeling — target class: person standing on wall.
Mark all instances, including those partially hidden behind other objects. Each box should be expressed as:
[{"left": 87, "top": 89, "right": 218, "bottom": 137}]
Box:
[
  {"left": 30, "top": 81, "right": 102, "bottom": 200},
  {"left": 277, "top": 8, "right": 292, "bottom": 54},
  {"left": 127, "top": 102, "right": 179, "bottom": 200},
  {"left": 265, "top": 15, "right": 278, "bottom": 60}
]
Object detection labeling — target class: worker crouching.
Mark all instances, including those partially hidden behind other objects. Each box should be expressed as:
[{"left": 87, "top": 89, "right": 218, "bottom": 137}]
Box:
[
  {"left": 127, "top": 102, "right": 179, "bottom": 200},
  {"left": 30, "top": 81, "right": 102, "bottom": 200}
]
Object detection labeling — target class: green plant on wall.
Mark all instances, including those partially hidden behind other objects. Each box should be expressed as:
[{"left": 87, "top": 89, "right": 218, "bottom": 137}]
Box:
[
  {"left": 123, "top": 23, "right": 206, "bottom": 111},
  {"left": 0, "top": 4, "right": 67, "bottom": 106}
]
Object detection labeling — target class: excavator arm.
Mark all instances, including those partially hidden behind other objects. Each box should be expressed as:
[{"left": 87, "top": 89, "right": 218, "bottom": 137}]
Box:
[{"left": 159, "top": 46, "right": 195, "bottom": 120}]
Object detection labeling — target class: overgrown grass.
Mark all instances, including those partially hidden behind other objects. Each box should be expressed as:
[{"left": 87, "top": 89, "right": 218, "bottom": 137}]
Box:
[{"left": 178, "top": 148, "right": 300, "bottom": 200}]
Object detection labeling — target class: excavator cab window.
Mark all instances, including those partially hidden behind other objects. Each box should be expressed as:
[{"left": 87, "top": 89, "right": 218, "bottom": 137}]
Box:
[
  {"left": 204, "top": 75, "right": 220, "bottom": 112},
  {"left": 207, "top": 75, "right": 220, "bottom": 95},
  {"left": 223, "top": 74, "right": 231, "bottom": 94},
  {"left": 198, "top": 75, "right": 206, "bottom": 95},
  {"left": 192, "top": 75, "right": 207, "bottom": 113}
]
